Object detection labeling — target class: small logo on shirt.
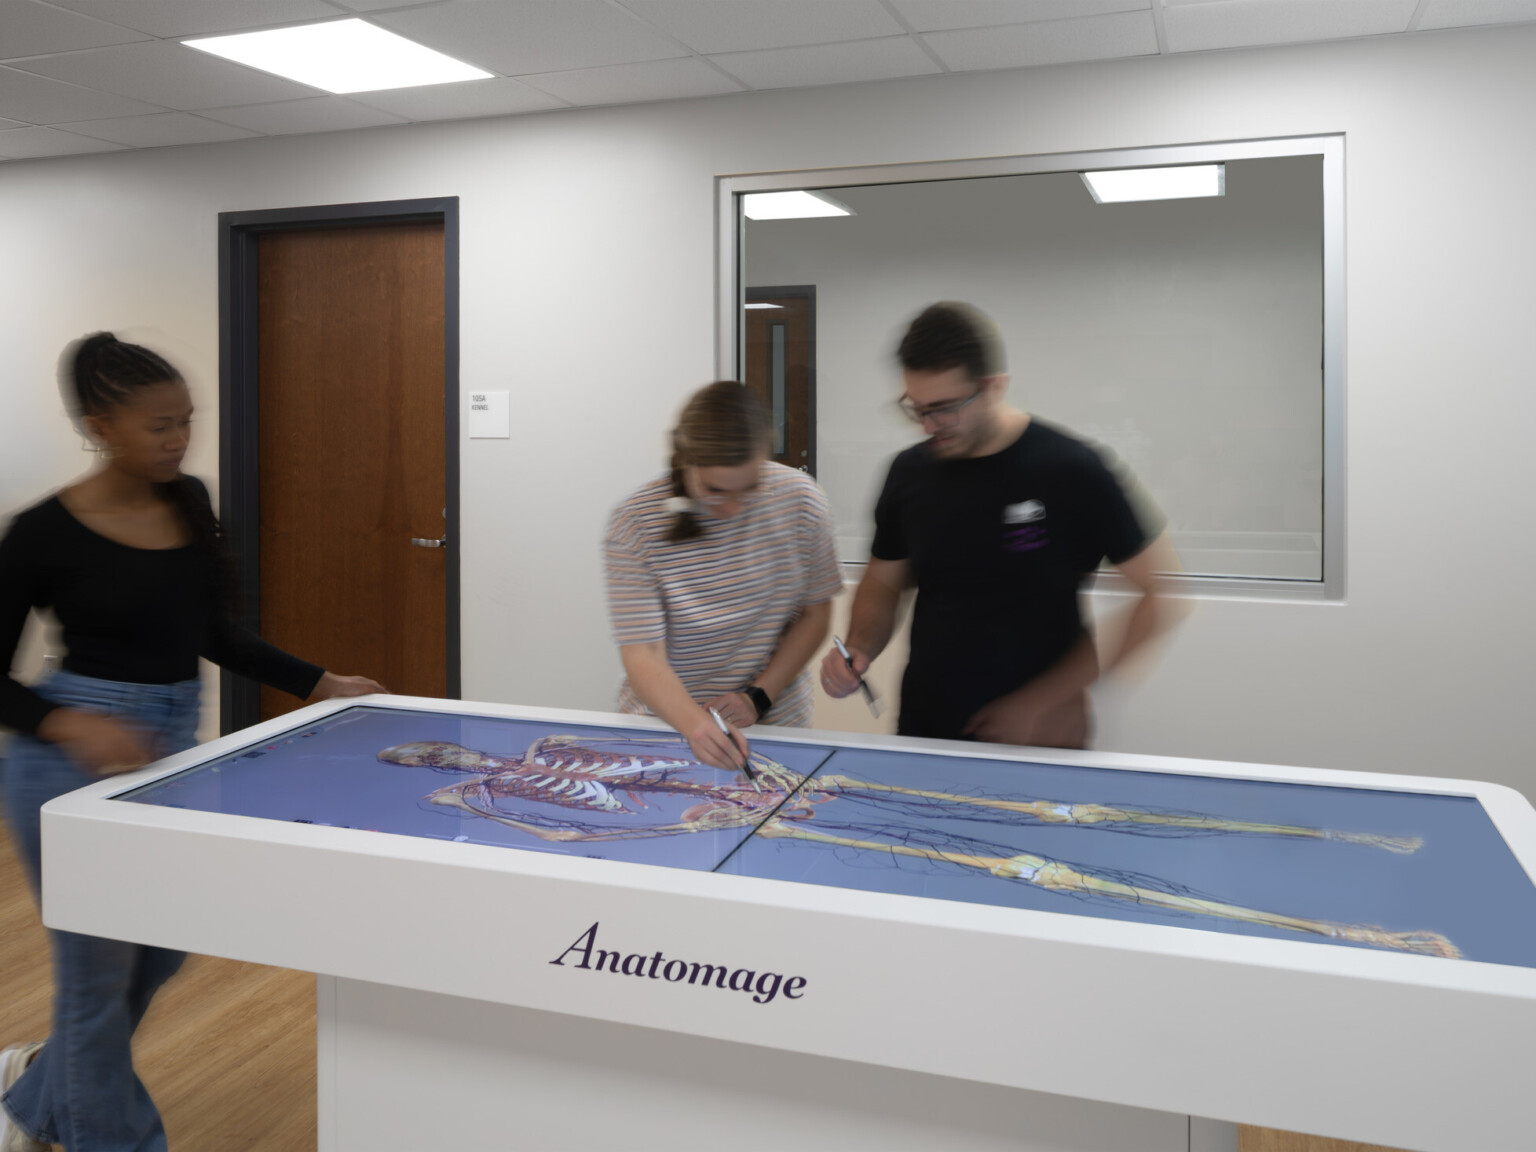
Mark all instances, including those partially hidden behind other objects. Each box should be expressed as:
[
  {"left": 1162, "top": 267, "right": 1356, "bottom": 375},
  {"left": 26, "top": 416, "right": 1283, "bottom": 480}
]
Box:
[{"left": 1003, "top": 499, "right": 1046, "bottom": 524}]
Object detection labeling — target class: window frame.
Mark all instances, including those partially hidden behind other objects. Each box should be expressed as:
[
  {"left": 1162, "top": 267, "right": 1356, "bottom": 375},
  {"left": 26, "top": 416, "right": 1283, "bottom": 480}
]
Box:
[{"left": 716, "top": 134, "right": 1346, "bottom": 601}]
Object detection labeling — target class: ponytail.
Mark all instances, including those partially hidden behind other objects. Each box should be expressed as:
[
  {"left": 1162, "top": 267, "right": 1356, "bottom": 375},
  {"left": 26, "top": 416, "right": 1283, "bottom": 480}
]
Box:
[{"left": 665, "top": 458, "right": 703, "bottom": 543}]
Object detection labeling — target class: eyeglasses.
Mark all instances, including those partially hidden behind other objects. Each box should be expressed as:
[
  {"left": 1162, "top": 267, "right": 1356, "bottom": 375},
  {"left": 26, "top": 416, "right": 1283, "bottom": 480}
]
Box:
[
  {"left": 698, "top": 489, "right": 754, "bottom": 507},
  {"left": 896, "top": 389, "right": 982, "bottom": 426},
  {"left": 696, "top": 481, "right": 760, "bottom": 507}
]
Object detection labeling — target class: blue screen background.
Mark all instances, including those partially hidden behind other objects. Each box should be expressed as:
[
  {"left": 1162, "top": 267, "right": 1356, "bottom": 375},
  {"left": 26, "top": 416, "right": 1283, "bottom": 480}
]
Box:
[{"left": 117, "top": 706, "right": 1536, "bottom": 967}]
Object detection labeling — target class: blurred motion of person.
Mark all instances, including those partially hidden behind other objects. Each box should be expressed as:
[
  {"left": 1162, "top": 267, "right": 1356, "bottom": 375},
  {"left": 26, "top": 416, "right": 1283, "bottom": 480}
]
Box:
[
  {"left": 0, "top": 333, "right": 386, "bottom": 1152},
  {"left": 820, "top": 302, "right": 1180, "bottom": 750},
  {"left": 605, "top": 380, "right": 843, "bottom": 771}
]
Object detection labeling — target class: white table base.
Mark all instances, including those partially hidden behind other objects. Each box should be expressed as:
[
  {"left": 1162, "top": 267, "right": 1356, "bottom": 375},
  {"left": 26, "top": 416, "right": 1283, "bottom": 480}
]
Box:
[{"left": 317, "top": 975, "right": 1241, "bottom": 1152}]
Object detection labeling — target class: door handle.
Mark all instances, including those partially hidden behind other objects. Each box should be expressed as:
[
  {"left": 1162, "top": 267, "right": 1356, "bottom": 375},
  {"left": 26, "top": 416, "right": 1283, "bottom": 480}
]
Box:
[{"left": 411, "top": 536, "right": 447, "bottom": 549}]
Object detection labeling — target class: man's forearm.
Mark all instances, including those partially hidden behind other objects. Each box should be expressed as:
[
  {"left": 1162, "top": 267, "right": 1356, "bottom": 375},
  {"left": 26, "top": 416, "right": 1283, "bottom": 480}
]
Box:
[
  {"left": 1100, "top": 534, "right": 1182, "bottom": 677},
  {"left": 1014, "top": 632, "right": 1099, "bottom": 709},
  {"left": 1102, "top": 588, "right": 1167, "bottom": 676},
  {"left": 845, "top": 575, "right": 901, "bottom": 662}
]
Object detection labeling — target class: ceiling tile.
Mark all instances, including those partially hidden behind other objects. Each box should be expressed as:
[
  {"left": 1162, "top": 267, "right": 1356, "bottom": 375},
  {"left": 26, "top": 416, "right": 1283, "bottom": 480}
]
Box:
[
  {"left": 523, "top": 56, "right": 742, "bottom": 105},
  {"left": 10, "top": 39, "right": 322, "bottom": 110},
  {"left": 371, "top": 1, "right": 687, "bottom": 74},
  {"left": 617, "top": 0, "right": 904, "bottom": 54},
  {"left": 51, "top": 111, "right": 260, "bottom": 146},
  {"left": 1418, "top": 0, "right": 1536, "bottom": 29},
  {"left": 1163, "top": 0, "right": 1418, "bottom": 53},
  {"left": 0, "top": 1, "right": 150, "bottom": 59},
  {"left": 349, "top": 76, "right": 564, "bottom": 120},
  {"left": 201, "top": 95, "right": 408, "bottom": 134},
  {"left": 922, "top": 9, "right": 1157, "bottom": 69},
  {"left": 887, "top": 0, "right": 1149, "bottom": 33},
  {"left": 0, "top": 64, "right": 167, "bottom": 122},
  {"left": 0, "top": 124, "right": 126, "bottom": 158},
  {"left": 47, "top": 0, "right": 349, "bottom": 38},
  {"left": 710, "top": 35, "right": 941, "bottom": 90}
]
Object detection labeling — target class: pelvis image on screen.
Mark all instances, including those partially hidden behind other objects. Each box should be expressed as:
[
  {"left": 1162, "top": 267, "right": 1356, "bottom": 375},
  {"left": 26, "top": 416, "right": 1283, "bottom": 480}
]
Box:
[{"left": 380, "top": 734, "right": 1458, "bottom": 959}]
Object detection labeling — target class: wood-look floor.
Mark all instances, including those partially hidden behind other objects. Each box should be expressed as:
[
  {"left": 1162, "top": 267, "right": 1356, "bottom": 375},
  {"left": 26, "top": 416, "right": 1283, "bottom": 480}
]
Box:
[
  {"left": 0, "top": 819, "right": 316, "bottom": 1151},
  {"left": 1239, "top": 1132, "right": 1407, "bottom": 1152},
  {"left": 3, "top": 814, "right": 1409, "bottom": 1152}
]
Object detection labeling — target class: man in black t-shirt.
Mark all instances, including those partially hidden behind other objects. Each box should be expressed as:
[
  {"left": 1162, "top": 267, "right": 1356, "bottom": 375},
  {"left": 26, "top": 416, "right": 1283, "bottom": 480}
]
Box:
[{"left": 820, "top": 302, "right": 1179, "bottom": 748}]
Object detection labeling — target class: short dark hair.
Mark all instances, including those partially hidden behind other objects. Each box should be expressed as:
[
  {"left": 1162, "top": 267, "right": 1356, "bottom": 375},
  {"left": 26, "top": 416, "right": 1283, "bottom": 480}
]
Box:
[{"left": 896, "top": 302, "right": 1005, "bottom": 380}]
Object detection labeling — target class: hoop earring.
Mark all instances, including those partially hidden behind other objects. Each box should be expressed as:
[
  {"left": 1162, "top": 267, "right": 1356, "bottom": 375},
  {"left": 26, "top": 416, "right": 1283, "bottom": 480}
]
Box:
[{"left": 94, "top": 443, "right": 117, "bottom": 462}]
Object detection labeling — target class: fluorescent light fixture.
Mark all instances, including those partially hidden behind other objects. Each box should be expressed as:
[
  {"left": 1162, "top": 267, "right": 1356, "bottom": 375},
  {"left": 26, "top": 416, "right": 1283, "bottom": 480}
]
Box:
[
  {"left": 743, "top": 190, "right": 853, "bottom": 221},
  {"left": 184, "top": 18, "right": 492, "bottom": 94},
  {"left": 744, "top": 302, "right": 783, "bottom": 310},
  {"left": 1080, "top": 164, "right": 1225, "bottom": 204}
]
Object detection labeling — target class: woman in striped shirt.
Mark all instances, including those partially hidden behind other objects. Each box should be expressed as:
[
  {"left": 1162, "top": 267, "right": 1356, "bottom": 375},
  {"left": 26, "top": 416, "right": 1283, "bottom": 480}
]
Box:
[{"left": 604, "top": 381, "right": 843, "bottom": 770}]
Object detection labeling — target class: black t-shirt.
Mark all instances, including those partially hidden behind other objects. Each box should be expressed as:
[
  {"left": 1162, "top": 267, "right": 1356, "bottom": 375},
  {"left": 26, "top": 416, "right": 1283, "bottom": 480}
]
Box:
[
  {"left": 0, "top": 478, "right": 323, "bottom": 736},
  {"left": 871, "top": 419, "right": 1154, "bottom": 740}
]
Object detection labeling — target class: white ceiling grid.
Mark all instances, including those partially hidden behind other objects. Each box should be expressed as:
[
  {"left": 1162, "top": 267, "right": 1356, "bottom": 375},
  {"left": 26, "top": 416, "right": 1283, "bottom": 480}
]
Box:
[
  {"left": 0, "top": 0, "right": 1533, "bottom": 161},
  {"left": 47, "top": 1, "right": 342, "bottom": 38},
  {"left": 709, "top": 35, "right": 940, "bottom": 89},
  {"left": 922, "top": 9, "right": 1159, "bottom": 70}
]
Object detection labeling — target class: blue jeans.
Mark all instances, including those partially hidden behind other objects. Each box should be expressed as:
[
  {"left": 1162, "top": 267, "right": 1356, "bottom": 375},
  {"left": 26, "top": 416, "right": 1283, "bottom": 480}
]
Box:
[{"left": 2, "top": 670, "right": 201, "bottom": 1152}]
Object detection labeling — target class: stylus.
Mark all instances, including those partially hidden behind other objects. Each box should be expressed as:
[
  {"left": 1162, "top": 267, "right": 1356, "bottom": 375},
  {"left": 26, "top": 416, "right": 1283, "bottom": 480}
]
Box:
[
  {"left": 833, "top": 635, "right": 885, "bottom": 717},
  {"left": 708, "top": 706, "right": 759, "bottom": 787}
]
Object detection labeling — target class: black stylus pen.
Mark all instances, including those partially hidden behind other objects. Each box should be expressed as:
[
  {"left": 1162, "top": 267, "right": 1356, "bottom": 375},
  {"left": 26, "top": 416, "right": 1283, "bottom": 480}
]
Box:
[{"left": 833, "top": 635, "right": 885, "bottom": 717}]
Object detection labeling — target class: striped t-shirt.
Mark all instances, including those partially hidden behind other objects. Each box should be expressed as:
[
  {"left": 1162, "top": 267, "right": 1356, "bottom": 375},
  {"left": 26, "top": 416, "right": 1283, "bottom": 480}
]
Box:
[{"left": 604, "top": 462, "right": 844, "bottom": 727}]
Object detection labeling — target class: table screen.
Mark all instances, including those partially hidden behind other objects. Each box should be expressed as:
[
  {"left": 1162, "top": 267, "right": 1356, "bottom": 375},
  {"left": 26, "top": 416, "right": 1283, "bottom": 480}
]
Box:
[{"left": 116, "top": 706, "right": 1536, "bottom": 967}]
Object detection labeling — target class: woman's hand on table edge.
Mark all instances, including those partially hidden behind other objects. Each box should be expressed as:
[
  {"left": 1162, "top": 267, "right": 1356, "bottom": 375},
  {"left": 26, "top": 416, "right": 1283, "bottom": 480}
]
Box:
[{"left": 309, "top": 671, "right": 389, "bottom": 701}]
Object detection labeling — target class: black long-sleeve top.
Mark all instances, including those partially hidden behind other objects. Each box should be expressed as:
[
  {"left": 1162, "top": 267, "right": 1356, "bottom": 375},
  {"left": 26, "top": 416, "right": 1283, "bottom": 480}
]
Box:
[{"left": 0, "top": 479, "right": 323, "bottom": 737}]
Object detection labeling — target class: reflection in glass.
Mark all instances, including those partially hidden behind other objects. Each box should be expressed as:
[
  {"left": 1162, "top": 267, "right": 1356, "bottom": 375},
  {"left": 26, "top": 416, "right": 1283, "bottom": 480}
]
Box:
[{"left": 742, "top": 156, "right": 1324, "bottom": 580}]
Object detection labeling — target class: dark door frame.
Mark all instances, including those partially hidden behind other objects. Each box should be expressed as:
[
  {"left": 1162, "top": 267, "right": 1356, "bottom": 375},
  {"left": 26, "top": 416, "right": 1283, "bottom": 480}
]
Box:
[
  {"left": 745, "top": 284, "right": 817, "bottom": 476},
  {"left": 217, "top": 197, "right": 462, "bottom": 734}
]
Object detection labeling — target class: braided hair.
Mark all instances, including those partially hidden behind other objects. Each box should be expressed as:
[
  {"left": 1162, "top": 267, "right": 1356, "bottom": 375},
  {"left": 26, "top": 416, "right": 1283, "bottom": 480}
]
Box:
[
  {"left": 62, "top": 332, "right": 241, "bottom": 610},
  {"left": 665, "top": 381, "right": 772, "bottom": 543}
]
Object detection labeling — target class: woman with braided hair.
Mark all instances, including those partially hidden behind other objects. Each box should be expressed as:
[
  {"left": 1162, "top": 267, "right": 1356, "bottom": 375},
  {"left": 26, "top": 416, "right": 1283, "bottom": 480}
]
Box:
[
  {"left": 604, "top": 381, "right": 844, "bottom": 772},
  {"left": 0, "top": 333, "right": 384, "bottom": 1152}
]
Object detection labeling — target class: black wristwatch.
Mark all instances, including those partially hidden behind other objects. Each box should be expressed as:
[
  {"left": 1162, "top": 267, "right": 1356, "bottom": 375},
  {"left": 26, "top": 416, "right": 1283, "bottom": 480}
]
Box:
[{"left": 742, "top": 685, "right": 772, "bottom": 721}]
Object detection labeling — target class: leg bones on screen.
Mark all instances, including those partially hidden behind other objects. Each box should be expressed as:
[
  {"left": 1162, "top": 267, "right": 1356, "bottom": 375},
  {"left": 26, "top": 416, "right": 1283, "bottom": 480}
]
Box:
[{"left": 377, "top": 738, "right": 1459, "bottom": 959}]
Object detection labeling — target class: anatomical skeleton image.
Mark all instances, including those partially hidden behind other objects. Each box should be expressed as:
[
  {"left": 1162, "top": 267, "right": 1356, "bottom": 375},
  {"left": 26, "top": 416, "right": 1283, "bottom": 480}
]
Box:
[{"left": 378, "top": 735, "right": 1459, "bottom": 959}]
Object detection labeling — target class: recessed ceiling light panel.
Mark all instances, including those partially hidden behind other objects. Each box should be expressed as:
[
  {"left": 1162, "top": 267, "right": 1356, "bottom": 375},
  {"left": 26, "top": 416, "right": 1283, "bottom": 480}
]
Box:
[
  {"left": 184, "top": 19, "right": 492, "bottom": 95},
  {"left": 743, "top": 190, "right": 854, "bottom": 221},
  {"left": 1080, "top": 164, "right": 1226, "bottom": 204}
]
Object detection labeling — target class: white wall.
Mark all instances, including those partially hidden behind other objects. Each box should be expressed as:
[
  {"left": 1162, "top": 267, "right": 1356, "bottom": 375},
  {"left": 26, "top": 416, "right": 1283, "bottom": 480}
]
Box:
[
  {"left": 744, "top": 157, "right": 1324, "bottom": 578},
  {"left": 2, "top": 25, "right": 1534, "bottom": 799}
]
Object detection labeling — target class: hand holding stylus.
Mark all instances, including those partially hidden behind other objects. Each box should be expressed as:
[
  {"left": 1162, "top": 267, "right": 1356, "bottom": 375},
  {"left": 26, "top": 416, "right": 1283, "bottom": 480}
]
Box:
[
  {"left": 824, "top": 636, "right": 885, "bottom": 717},
  {"left": 708, "top": 707, "right": 759, "bottom": 789},
  {"left": 687, "top": 708, "right": 753, "bottom": 779}
]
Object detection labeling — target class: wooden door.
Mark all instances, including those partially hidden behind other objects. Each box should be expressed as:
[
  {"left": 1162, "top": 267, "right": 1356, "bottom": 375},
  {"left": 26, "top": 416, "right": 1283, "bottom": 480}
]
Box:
[
  {"left": 255, "top": 222, "right": 447, "bottom": 720},
  {"left": 744, "top": 288, "right": 815, "bottom": 473}
]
